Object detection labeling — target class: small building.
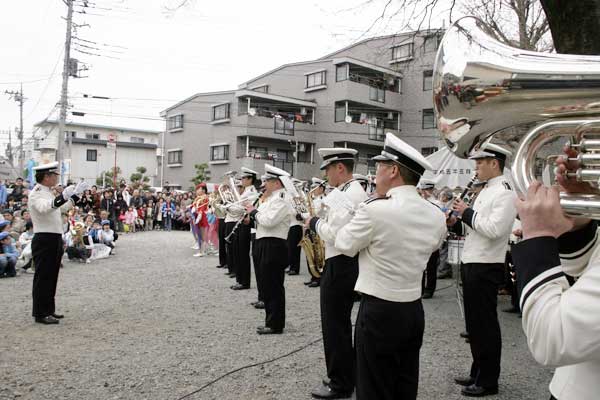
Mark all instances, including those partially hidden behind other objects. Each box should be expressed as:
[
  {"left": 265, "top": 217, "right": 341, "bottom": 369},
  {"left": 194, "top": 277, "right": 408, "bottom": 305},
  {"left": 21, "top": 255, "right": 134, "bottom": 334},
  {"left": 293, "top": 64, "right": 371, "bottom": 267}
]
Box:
[{"left": 30, "top": 120, "right": 161, "bottom": 186}]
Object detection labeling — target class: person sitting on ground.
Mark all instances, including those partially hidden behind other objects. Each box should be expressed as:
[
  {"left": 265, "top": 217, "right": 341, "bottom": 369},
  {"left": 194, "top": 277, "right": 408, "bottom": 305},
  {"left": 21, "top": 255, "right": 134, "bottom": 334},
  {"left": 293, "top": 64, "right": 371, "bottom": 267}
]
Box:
[
  {"left": 0, "top": 231, "right": 18, "bottom": 278},
  {"left": 98, "top": 220, "right": 115, "bottom": 255},
  {"left": 65, "top": 222, "right": 91, "bottom": 263},
  {"left": 18, "top": 221, "right": 34, "bottom": 273}
]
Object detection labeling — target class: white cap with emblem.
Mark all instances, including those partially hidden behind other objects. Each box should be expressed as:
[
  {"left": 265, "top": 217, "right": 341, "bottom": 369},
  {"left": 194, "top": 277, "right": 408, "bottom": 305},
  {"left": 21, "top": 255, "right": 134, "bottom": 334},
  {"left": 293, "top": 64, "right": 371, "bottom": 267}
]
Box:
[
  {"left": 318, "top": 148, "right": 358, "bottom": 170},
  {"left": 372, "top": 132, "right": 433, "bottom": 176}
]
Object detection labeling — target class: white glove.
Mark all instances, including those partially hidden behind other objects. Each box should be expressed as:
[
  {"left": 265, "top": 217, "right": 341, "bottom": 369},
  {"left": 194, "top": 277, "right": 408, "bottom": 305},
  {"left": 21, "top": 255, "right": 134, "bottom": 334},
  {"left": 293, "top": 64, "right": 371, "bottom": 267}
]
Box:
[
  {"left": 74, "top": 181, "right": 90, "bottom": 195},
  {"left": 62, "top": 185, "right": 76, "bottom": 200}
]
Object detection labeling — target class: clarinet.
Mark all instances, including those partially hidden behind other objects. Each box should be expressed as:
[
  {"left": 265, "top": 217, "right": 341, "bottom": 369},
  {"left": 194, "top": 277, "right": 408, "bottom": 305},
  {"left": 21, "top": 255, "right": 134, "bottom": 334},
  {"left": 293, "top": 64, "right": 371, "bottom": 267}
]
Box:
[
  {"left": 452, "top": 173, "right": 478, "bottom": 217},
  {"left": 224, "top": 193, "right": 263, "bottom": 244}
]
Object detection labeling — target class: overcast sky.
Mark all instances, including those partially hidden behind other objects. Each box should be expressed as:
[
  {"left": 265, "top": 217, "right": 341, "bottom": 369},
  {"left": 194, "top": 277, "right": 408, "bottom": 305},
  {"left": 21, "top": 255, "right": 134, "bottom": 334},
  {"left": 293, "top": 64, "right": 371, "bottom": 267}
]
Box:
[{"left": 0, "top": 0, "right": 450, "bottom": 151}]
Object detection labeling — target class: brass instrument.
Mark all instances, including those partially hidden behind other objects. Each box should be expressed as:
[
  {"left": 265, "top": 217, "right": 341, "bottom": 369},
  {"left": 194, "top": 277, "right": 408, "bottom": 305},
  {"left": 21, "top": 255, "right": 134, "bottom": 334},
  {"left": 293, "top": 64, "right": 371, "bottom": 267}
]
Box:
[
  {"left": 219, "top": 171, "right": 244, "bottom": 218},
  {"left": 299, "top": 185, "right": 326, "bottom": 279},
  {"left": 434, "top": 17, "right": 600, "bottom": 218}
]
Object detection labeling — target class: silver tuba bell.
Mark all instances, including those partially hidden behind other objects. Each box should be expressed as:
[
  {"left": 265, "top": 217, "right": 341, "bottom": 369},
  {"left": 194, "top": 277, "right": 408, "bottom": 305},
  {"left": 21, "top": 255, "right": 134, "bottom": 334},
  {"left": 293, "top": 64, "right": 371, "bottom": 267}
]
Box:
[{"left": 433, "top": 16, "right": 600, "bottom": 218}]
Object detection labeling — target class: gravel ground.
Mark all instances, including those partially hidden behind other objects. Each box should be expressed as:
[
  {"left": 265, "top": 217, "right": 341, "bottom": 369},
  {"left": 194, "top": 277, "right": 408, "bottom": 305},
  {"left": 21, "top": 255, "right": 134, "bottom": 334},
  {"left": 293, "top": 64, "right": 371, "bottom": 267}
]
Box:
[{"left": 1, "top": 230, "right": 552, "bottom": 400}]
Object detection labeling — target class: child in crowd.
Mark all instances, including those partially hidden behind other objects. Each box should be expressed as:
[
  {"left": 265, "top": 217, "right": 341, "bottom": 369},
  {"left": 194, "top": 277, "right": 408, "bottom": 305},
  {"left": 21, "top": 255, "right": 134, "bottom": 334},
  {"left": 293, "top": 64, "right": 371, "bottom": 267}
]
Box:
[
  {"left": 18, "top": 221, "right": 34, "bottom": 273},
  {"left": 118, "top": 209, "right": 127, "bottom": 232},
  {"left": 124, "top": 206, "right": 137, "bottom": 233},
  {"left": 98, "top": 220, "right": 115, "bottom": 255},
  {"left": 145, "top": 200, "right": 154, "bottom": 231},
  {"left": 88, "top": 220, "right": 102, "bottom": 243},
  {"left": 136, "top": 207, "right": 145, "bottom": 231},
  {"left": 65, "top": 222, "right": 91, "bottom": 263},
  {"left": 0, "top": 231, "right": 18, "bottom": 278}
]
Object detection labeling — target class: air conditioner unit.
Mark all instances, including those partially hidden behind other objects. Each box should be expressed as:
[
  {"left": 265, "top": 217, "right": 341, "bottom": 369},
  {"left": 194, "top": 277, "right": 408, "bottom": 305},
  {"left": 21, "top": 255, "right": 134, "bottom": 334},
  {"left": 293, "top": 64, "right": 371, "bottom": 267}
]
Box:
[{"left": 298, "top": 143, "right": 306, "bottom": 152}]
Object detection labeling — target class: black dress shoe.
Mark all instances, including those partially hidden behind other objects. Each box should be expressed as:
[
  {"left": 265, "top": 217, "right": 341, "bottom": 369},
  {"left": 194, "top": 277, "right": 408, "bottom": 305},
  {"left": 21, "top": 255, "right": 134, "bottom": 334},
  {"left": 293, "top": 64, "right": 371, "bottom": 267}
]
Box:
[
  {"left": 304, "top": 280, "right": 312, "bottom": 285},
  {"left": 35, "top": 316, "right": 60, "bottom": 325},
  {"left": 256, "top": 326, "right": 283, "bottom": 335},
  {"left": 216, "top": 264, "right": 225, "bottom": 268},
  {"left": 460, "top": 331, "right": 470, "bottom": 339},
  {"left": 454, "top": 376, "right": 475, "bottom": 386},
  {"left": 422, "top": 290, "right": 434, "bottom": 299},
  {"left": 310, "top": 383, "right": 352, "bottom": 399},
  {"left": 308, "top": 281, "right": 320, "bottom": 288},
  {"left": 461, "top": 384, "right": 498, "bottom": 397},
  {"left": 231, "top": 284, "right": 250, "bottom": 290},
  {"left": 51, "top": 313, "right": 64, "bottom": 319},
  {"left": 228, "top": 273, "right": 236, "bottom": 278},
  {"left": 253, "top": 301, "right": 265, "bottom": 309}
]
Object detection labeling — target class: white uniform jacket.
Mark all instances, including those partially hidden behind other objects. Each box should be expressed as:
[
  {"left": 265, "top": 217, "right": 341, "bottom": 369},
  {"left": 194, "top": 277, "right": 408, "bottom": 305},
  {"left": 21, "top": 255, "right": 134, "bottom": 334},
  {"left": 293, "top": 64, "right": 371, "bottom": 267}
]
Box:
[
  {"left": 241, "top": 185, "right": 258, "bottom": 234},
  {"left": 512, "top": 221, "right": 600, "bottom": 400},
  {"left": 29, "top": 184, "right": 75, "bottom": 234},
  {"left": 334, "top": 185, "right": 447, "bottom": 302},
  {"left": 310, "top": 179, "right": 367, "bottom": 260},
  {"left": 460, "top": 175, "right": 517, "bottom": 264},
  {"left": 251, "top": 189, "right": 292, "bottom": 240}
]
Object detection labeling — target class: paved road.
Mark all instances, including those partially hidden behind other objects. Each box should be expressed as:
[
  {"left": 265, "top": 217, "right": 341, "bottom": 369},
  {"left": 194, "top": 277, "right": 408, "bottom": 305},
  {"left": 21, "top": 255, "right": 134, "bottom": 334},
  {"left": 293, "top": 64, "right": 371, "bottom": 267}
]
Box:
[{"left": 0, "top": 231, "right": 552, "bottom": 400}]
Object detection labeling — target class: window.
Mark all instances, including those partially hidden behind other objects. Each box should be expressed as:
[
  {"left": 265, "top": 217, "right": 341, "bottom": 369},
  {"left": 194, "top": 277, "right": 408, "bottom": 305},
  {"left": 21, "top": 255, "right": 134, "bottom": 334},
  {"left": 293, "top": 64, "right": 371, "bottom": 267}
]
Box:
[
  {"left": 274, "top": 118, "right": 294, "bottom": 135},
  {"left": 86, "top": 149, "right": 97, "bottom": 162},
  {"left": 369, "top": 86, "right": 385, "bottom": 103},
  {"left": 212, "top": 103, "right": 230, "bottom": 121},
  {"left": 421, "top": 146, "right": 438, "bottom": 157},
  {"left": 252, "top": 85, "right": 269, "bottom": 93},
  {"left": 248, "top": 146, "right": 268, "bottom": 159},
  {"left": 336, "top": 64, "right": 348, "bottom": 82},
  {"left": 210, "top": 145, "right": 229, "bottom": 161},
  {"left": 368, "top": 124, "right": 385, "bottom": 141},
  {"left": 391, "top": 43, "right": 414, "bottom": 61},
  {"left": 131, "top": 137, "right": 145, "bottom": 144},
  {"left": 168, "top": 114, "right": 183, "bottom": 130},
  {"left": 423, "top": 70, "right": 433, "bottom": 91},
  {"left": 335, "top": 103, "right": 346, "bottom": 122},
  {"left": 305, "top": 71, "right": 326, "bottom": 88},
  {"left": 423, "top": 35, "right": 439, "bottom": 53},
  {"left": 167, "top": 150, "right": 183, "bottom": 164},
  {"left": 64, "top": 131, "right": 77, "bottom": 139},
  {"left": 422, "top": 109, "right": 436, "bottom": 129},
  {"left": 85, "top": 133, "right": 100, "bottom": 140},
  {"left": 275, "top": 149, "right": 293, "bottom": 162}
]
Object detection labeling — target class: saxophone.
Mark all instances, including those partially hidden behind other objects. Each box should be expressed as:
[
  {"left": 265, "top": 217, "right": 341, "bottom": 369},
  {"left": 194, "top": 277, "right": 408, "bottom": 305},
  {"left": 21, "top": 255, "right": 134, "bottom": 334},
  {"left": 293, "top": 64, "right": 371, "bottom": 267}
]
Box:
[{"left": 299, "top": 186, "right": 326, "bottom": 279}]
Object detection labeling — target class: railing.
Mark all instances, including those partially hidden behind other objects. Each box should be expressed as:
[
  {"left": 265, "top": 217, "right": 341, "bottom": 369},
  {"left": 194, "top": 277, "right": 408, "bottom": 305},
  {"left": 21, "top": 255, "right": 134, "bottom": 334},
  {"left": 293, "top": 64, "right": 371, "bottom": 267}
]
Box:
[
  {"left": 367, "top": 125, "right": 385, "bottom": 141},
  {"left": 274, "top": 118, "right": 294, "bottom": 136},
  {"left": 272, "top": 160, "right": 294, "bottom": 175}
]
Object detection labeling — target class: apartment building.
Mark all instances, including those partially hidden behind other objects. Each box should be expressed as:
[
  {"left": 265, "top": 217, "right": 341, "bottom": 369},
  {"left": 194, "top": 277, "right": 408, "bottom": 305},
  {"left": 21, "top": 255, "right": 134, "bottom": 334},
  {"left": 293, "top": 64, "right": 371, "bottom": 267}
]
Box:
[
  {"left": 160, "top": 30, "right": 443, "bottom": 188},
  {"left": 31, "top": 120, "right": 161, "bottom": 185}
]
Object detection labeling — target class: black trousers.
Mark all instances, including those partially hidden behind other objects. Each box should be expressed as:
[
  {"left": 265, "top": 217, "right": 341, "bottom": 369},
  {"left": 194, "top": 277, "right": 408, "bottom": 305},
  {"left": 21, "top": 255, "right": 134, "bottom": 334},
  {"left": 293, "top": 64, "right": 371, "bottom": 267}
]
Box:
[
  {"left": 236, "top": 224, "right": 252, "bottom": 287},
  {"left": 251, "top": 234, "right": 263, "bottom": 302},
  {"left": 32, "top": 233, "right": 64, "bottom": 318},
  {"left": 421, "top": 250, "right": 439, "bottom": 293},
  {"left": 287, "top": 225, "right": 302, "bottom": 273},
  {"left": 462, "top": 262, "right": 504, "bottom": 388},
  {"left": 225, "top": 221, "right": 236, "bottom": 275},
  {"left": 355, "top": 295, "right": 424, "bottom": 400},
  {"left": 256, "top": 238, "right": 287, "bottom": 330},
  {"left": 218, "top": 218, "right": 227, "bottom": 267},
  {"left": 320, "top": 254, "right": 359, "bottom": 392}
]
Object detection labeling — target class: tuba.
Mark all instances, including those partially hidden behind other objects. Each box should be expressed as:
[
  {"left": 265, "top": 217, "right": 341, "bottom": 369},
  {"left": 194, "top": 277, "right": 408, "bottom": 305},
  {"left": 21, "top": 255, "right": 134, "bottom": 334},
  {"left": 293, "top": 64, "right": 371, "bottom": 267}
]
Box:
[{"left": 433, "top": 17, "right": 600, "bottom": 218}]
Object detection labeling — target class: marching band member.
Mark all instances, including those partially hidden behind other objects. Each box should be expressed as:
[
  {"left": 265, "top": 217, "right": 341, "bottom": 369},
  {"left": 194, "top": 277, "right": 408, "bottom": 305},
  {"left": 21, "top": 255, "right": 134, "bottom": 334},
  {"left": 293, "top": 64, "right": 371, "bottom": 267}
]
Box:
[
  {"left": 304, "top": 177, "right": 326, "bottom": 288},
  {"left": 450, "top": 143, "right": 517, "bottom": 397},
  {"left": 231, "top": 167, "right": 259, "bottom": 290},
  {"left": 511, "top": 148, "right": 600, "bottom": 400},
  {"left": 334, "top": 133, "right": 446, "bottom": 400},
  {"left": 286, "top": 178, "right": 304, "bottom": 276},
  {"left": 353, "top": 173, "right": 369, "bottom": 192},
  {"left": 418, "top": 179, "right": 445, "bottom": 299},
  {"left": 246, "top": 165, "right": 293, "bottom": 334},
  {"left": 250, "top": 177, "right": 268, "bottom": 310},
  {"left": 213, "top": 186, "right": 228, "bottom": 269},
  {"left": 307, "top": 148, "right": 367, "bottom": 399},
  {"left": 30, "top": 162, "right": 89, "bottom": 324}
]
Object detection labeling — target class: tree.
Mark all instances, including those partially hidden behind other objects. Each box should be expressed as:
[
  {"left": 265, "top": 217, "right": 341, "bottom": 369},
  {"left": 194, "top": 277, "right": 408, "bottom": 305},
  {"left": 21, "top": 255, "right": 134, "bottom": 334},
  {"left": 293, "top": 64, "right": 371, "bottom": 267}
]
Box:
[
  {"left": 540, "top": 0, "right": 600, "bottom": 54},
  {"left": 130, "top": 166, "right": 151, "bottom": 190},
  {"left": 190, "top": 163, "right": 208, "bottom": 187},
  {"left": 96, "top": 166, "right": 121, "bottom": 188}
]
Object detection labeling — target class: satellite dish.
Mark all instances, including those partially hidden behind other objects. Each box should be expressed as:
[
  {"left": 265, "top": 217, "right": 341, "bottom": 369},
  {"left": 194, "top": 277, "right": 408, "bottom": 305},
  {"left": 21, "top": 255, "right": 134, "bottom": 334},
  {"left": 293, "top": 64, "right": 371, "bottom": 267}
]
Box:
[
  {"left": 248, "top": 108, "right": 257, "bottom": 116},
  {"left": 344, "top": 115, "right": 353, "bottom": 124}
]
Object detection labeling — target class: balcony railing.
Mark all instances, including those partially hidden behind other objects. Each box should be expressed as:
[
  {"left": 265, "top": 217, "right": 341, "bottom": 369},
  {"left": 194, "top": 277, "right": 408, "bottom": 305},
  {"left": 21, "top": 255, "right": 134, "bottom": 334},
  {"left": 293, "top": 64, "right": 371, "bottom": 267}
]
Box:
[
  {"left": 274, "top": 118, "right": 294, "bottom": 136},
  {"left": 368, "top": 125, "right": 385, "bottom": 141}
]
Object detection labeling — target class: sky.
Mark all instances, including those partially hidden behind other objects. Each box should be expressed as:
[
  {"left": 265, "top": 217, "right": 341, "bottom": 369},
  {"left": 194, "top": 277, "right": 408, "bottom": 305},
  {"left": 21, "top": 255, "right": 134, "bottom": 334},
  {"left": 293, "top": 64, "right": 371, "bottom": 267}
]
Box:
[{"left": 0, "top": 0, "right": 451, "bottom": 153}]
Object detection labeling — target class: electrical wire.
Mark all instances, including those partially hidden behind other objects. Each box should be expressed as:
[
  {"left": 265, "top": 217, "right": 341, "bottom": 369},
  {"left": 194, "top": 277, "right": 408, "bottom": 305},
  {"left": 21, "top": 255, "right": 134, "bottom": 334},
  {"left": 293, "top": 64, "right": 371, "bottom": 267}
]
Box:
[{"left": 175, "top": 336, "right": 323, "bottom": 400}]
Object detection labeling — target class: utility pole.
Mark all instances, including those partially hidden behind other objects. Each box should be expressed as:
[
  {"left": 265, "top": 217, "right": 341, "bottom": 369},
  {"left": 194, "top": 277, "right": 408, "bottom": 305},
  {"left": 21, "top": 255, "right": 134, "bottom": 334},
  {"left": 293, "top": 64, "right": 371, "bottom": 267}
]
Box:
[
  {"left": 4, "top": 84, "right": 25, "bottom": 174},
  {"left": 57, "top": 0, "right": 74, "bottom": 182}
]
